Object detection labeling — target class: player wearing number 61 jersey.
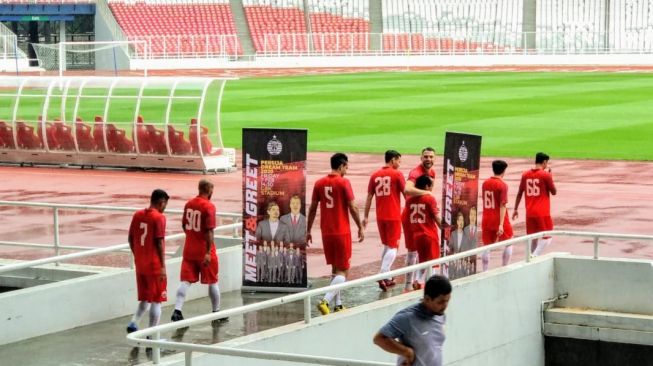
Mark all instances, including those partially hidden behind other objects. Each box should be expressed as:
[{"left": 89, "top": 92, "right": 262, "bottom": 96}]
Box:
[
  {"left": 480, "top": 160, "right": 513, "bottom": 271},
  {"left": 171, "top": 179, "right": 226, "bottom": 324},
  {"left": 363, "top": 150, "right": 406, "bottom": 292},
  {"left": 513, "top": 152, "right": 557, "bottom": 256},
  {"left": 126, "top": 189, "right": 169, "bottom": 334}
]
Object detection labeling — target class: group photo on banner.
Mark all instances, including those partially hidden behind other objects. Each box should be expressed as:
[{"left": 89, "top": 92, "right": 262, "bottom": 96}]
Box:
[
  {"left": 242, "top": 128, "right": 309, "bottom": 292},
  {"left": 440, "top": 132, "right": 482, "bottom": 280}
]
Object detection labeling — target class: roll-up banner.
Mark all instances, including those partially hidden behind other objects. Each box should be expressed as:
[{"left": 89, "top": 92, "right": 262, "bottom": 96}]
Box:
[
  {"left": 242, "top": 128, "right": 308, "bottom": 292},
  {"left": 440, "top": 132, "right": 482, "bottom": 280}
]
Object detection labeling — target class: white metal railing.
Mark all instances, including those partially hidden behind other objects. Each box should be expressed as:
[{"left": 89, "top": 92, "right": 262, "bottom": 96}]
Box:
[
  {"left": 127, "top": 34, "right": 241, "bottom": 59},
  {"left": 0, "top": 200, "right": 241, "bottom": 259},
  {"left": 127, "top": 230, "right": 653, "bottom": 365}
]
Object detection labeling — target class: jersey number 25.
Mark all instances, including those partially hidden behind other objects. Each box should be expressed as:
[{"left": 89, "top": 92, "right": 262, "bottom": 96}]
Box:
[{"left": 409, "top": 203, "right": 426, "bottom": 224}]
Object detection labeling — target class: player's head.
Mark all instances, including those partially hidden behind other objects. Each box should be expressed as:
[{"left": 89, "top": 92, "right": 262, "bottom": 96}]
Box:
[
  {"left": 414, "top": 174, "right": 433, "bottom": 191},
  {"left": 198, "top": 179, "right": 214, "bottom": 199},
  {"left": 384, "top": 149, "right": 402, "bottom": 168},
  {"left": 455, "top": 211, "right": 465, "bottom": 229},
  {"left": 150, "top": 189, "right": 170, "bottom": 213},
  {"left": 289, "top": 195, "right": 302, "bottom": 214},
  {"left": 535, "top": 152, "right": 550, "bottom": 165},
  {"left": 420, "top": 147, "right": 435, "bottom": 169},
  {"left": 469, "top": 206, "right": 477, "bottom": 223},
  {"left": 266, "top": 201, "right": 280, "bottom": 220},
  {"left": 330, "top": 153, "right": 349, "bottom": 176},
  {"left": 492, "top": 160, "right": 508, "bottom": 176},
  {"left": 423, "top": 274, "right": 452, "bottom": 315}
]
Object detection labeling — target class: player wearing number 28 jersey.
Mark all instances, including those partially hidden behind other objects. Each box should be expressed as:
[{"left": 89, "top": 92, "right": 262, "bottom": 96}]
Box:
[{"left": 363, "top": 150, "right": 406, "bottom": 291}]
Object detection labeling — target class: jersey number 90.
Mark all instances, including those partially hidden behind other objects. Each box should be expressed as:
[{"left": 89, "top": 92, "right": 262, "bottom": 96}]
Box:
[{"left": 185, "top": 209, "right": 202, "bottom": 232}]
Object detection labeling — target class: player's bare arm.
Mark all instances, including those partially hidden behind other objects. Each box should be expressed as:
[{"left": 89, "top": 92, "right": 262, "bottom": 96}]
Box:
[
  {"left": 128, "top": 234, "right": 134, "bottom": 253},
  {"left": 512, "top": 188, "right": 524, "bottom": 220},
  {"left": 404, "top": 180, "right": 431, "bottom": 197},
  {"left": 373, "top": 332, "right": 415, "bottom": 365},
  {"left": 155, "top": 237, "right": 166, "bottom": 278},
  {"left": 348, "top": 200, "right": 364, "bottom": 242},
  {"left": 203, "top": 228, "right": 214, "bottom": 264},
  {"left": 499, "top": 203, "right": 507, "bottom": 236},
  {"left": 362, "top": 192, "right": 374, "bottom": 230},
  {"left": 306, "top": 200, "right": 319, "bottom": 245}
]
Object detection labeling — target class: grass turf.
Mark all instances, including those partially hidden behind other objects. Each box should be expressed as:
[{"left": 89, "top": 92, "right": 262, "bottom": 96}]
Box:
[{"left": 2, "top": 72, "right": 652, "bottom": 160}]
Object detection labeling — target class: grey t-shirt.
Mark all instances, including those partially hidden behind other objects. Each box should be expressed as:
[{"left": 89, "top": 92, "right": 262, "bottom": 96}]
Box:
[{"left": 379, "top": 302, "right": 446, "bottom": 366}]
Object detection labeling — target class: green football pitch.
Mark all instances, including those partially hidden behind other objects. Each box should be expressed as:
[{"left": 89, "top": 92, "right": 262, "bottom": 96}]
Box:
[{"left": 2, "top": 72, "right": 652, "bottom": 160}]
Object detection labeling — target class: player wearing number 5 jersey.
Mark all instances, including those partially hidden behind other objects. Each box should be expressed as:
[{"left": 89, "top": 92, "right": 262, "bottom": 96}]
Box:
[
  {"left": 513, "top": 152, "right": 557, "bottom": 256},
  {"left": 480, "top": 160, "right": 514, "bottom": 271},
  {"left": 171, "top": 179, "right": 226, "bottom": 324},
  {"left": 406, "top": 175, "right": 442, "bottom": 290},
  {"left": 307, "top": 153, "right": 364, "bottom": 315},
  {"left": 363, "top": 150, "right": 406, "bottom": 292},
  {"left": 126, "top": 189, "right": 169, "bottom": 334}
]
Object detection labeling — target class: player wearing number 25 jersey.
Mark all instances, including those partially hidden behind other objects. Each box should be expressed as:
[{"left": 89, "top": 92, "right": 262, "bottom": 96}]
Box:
[
  {"left": 126, "top": 189, "right": 169, "bottom": 334},
  {"left": 407, "top": 175, "right": 441, "bottom": 265}
]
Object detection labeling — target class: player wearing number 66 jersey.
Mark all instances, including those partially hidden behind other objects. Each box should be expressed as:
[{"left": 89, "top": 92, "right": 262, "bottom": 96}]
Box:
[
  {"left": 363, "top": 150, "right": 406, "bottom": 292},
  {"left": 171, "top": 179, "right": 227, "bottom": 324},
  {"left": 126, "top": 189, "right": 169, "bottom": 334},
  {"left": 307, "top": 153, "right": 364, "bottom": 315},
  {"left": 513, "top": 152, "right": 557, "bottom": 256},
  {"left": 480, "top": 160, "right": 514, "bottom": 271}
]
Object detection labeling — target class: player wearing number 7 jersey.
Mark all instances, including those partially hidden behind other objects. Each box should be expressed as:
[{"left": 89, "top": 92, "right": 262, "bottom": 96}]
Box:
[
  {"left": 126, "top": 189, "right": 169, "bottom": 334},
  {"left": 307, "top": 153, "right": 364, "bottom": 315},
  {"left": 363, "top": 150, "right": 406, "bottom": 292},
  {"left": 480, "top": 160, "right": 514, "bottom": 271},
  {"left": 512, "top": 152, "right": 557, "bottom": 256},
  {"left": 171, "top": 179, "right": 226, "bottom": 324}
]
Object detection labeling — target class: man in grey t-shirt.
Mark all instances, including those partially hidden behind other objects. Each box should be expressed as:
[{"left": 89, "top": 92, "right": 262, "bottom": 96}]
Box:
[{"left": 373, "top": 275, "right": 452, "bottom": 366}]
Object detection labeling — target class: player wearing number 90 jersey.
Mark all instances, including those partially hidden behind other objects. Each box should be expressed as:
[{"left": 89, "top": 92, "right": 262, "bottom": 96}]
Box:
[{"left": 126, "top": 189, "right": 169, "bottom": 334}]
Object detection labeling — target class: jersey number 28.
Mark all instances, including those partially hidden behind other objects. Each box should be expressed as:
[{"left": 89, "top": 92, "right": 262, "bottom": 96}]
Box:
[{"left": 374, "top": 176, "right": 391, "bottom": 196}]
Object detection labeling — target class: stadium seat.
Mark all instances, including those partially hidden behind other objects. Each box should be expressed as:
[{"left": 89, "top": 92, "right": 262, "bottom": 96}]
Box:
[
  {"left": 75, "top": 117, "right": 97, "bottom": 152},
  {"left": 243, "top": 1, "right": 308, "bottom": 54},
  {"left": 189, "top": 118, "right": 212, "bottom": 155},
  {"left": 16, "top": 121, "right": 43, "bottom": 150},
  {"left": 37, "top": 116, "right": 59, "bottom": 150},
  {"left": 134, "top": 116, "right": 153, "bottom": 154},
  {"left": 0, "top": 121, "right": 16, "bottom": 149},
  {"left": 146, "top": 124, "right": 168, "bottom": 155},
  {"left": 93, "top": 116, "right": 108, "bottom": 152},
  {"left": 53, "top": 121, "right": 76, "bottom": 151},
  {"left": 107, "top": 123, "right": 134, "bottom": 154},
  {"left": 167, "top": 125, "right": 192, "bottom": 155}
]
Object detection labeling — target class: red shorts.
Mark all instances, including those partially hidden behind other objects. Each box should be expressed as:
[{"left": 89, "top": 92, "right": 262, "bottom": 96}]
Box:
[
  {"left": 377, "top": 220, "right": 401, "bottom": 248},
  {"left": 414, "top": 234, "right": 440, "bottom": 263},
  {"left": 180, "top": 253, "right": 219, "bottom": 284},
  {"left": 482, "top": 225, "right": 514, "bottom": 245},
  {"left": 526, "top": 216, "right": 553, "bottom": 236},
  {"left": 136, "top": 273, "right": 167, "bottom": 303},
  {"left": 401, "top": 217, "right": 416, "bottom": 252},
  {"left": 322, "top": 234, "right": 352, "bottom": 270}
]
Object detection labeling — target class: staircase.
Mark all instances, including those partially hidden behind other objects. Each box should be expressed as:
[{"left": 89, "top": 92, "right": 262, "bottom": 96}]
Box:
[
  {"left": 229, "top": 0, "right": 255, "bottom": 56},
  {"left": 368, "top": 0, "right": 383, "bottom": 51}
]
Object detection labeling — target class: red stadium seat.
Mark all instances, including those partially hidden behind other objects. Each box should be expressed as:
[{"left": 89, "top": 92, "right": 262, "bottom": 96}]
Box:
[
  {"left": 107, "top": 124, "right": 134, "bottom": 153},
  {"left": 75, "top": 117, "right": 97, "bottom": 152},
  {"left": 53, "top": 121, "right": 76, "bottom": 151},
  {"left": 93, "top": 116, "right": 108, "bottom": 152},
  {"left": 16, "top": 121, "right": 42, "bottom": 150},
  {"left": 0, "top": 121, "right": 16, "bottom": 149},
  {"left": 37, "top": 117, "right": 59, "bottom": 150},
  {"left": 189, "top": 118, "right": 212, "bottom": 155},
  {"left": 167, "top": 125, "right": 191, "bottom": 155}
]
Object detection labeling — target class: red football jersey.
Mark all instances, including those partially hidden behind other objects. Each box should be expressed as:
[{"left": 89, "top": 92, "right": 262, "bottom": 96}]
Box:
[
  {"left": 368, "top": 166, "right": 406, "bottom": 221},
  {"left": 519, "top": 169, "right": 556, "bottom": 218},
  {"left": 407, "top": 164, "right": 436, "bottom": 183},
  {"left": 129, "top": 208, "right": 166, "bottom": 275},
  {"left": 481, "top": 177, "right": 512, "bottom": 231},
  {"left": 312, "top": 173, "right": 355, "bottom": 235},
  {"left": 182, "top": 196, "right": 217, "bottom": 261},
  {"left": 406, "top": 194, "right": 439, "bottom": 238}
]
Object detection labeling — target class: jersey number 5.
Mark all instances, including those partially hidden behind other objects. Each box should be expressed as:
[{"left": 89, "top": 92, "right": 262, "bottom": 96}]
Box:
[
  {"left": 185, "top": 209, "right": 202, "bottom": 232},
  {"left": 526, "top": 179, "right": 540, "bottom": 197},
  {"left": 483, "top": 191, "right": 495, "bottom": 209},
  {"left": 409, "top": 203, "right": 426, "bottom": 224},
  {"left": 374, "top": 176, "right": 391, "bottom": 196},
  {"left": 324, "top": 186, "right": 334, "bottom": 208}
]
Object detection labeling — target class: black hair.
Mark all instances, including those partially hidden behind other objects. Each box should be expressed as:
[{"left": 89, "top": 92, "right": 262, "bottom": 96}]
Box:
[
  {"left": 150, "top": 189, "right": 169, "bottom": 205},
  {"left": 492, "top": 160, "right": 508, "bottom": 175},
  {"left": 414, "top": 174, "right": 433, "bottom": 190},
  {"left": 385, "top": 149, "right": 401, "bottom": 163},
  {"left": 424, "top": 274, "right": 452, "bottom": 298},
  {"left": 535, "top": 152, "right": 550, "bottom": 164},
  {"left": 421, "top": 147, "right": 435, "bottom": 155},
  {"left": 330, "top": 153, "right": 349, "bottom": 170}
]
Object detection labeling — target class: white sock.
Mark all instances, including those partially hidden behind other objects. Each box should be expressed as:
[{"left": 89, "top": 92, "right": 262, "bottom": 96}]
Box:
[
  {"left": 502, "top": 245, "right": 513, "bottom": 266},
  {"left": 175, "top": 281, "right": 191, "bottom": 311},
  {"left": 131, "top": 301, "right": 149, "bottom": 324},
  {"left": 148, "top": 303, "right": 161, "bottom": 328},
  {"left": 481, "top": 250, "right": 490, "bottom": 272},
  {"left": 380, "top": 247, "right": 397, "bottom": 276},
  {"left": 533, "top": 238, "right": 552, "bottom": 256},
  {"left": 324, "top": 275, "right": 345, "bottom": 304},
  {"left": 335, "top": 290, "right": 342, "bottom": 306},
  {"left": 209, "top": 283, "right": 221, "bottom": 312},
  {"left": 405, "top": 251, "right": 418, "bottom": 287}
]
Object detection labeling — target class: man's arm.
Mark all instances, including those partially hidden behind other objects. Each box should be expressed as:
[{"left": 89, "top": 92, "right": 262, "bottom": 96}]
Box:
[
  {"left": 498, "top": 202, "right": 507, "bottom": 236},
  {"left": 373, "top": 332, "right": 415, "bottom": 365},
  {"left": 362, "top": 192, "right": 374, "bottom": 230},
  {"left": 306, "top": 200, "right": 318, "bottom": 245},
  {"left": 349, "top": 200, "right": 364, "bottom": 242},
  {"left": 512, "top": 188, "right": 524, "bottom": 220},
  {"left": 404, "top": 180, "right": 430, "bottom": 197},
  {"left": 154, "top": 237, "right": 166, "bottom": 277},
  {"left": 203, "top": 228, "right": 214, "bottom": 264}
]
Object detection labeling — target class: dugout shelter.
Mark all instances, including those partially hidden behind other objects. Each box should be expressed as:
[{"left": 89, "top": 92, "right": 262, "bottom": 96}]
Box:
[{"left": 0, "top": 76, "right": 236, "bottom": 172}]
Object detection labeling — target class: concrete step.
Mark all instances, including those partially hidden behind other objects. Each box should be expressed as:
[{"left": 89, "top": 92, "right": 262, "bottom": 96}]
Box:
[
  {"left": 368, "top": 0, "right": 383, "bottom": 50},
  {"left": 230, "top": 0, "right": 256, "bottom": 56}
]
